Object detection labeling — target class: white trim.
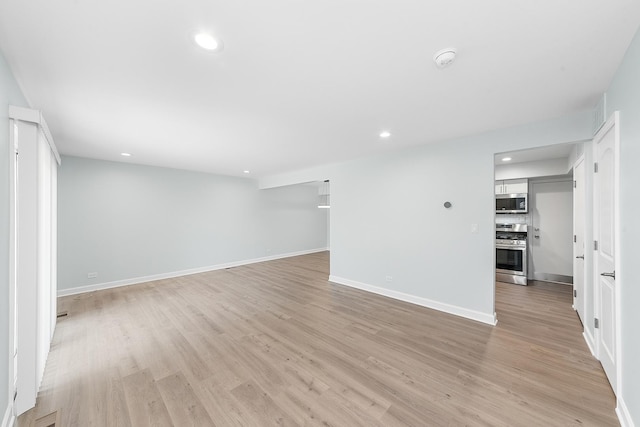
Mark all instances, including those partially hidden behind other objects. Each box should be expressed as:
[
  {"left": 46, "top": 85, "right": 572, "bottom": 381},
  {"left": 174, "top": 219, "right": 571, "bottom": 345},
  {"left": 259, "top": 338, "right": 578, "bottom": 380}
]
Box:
[
  {"left": 58, "top": 248, "right": 328, "bottom": 297},
  {"left": 616, "top": 397, "right": 635, "bottom": 427},
  {"left": 328, "top": 275, "right": 497, "bottom": 325},
  {"left": 8, "top": 106, "right": 61, "bottom": 165},
  {"left": 583, "top": 329, "right": 597, "bottom": 357},
  {"left": 2, "top": 403, "right": 15, "bottom": 427},
  {"left": 7, "top": 120, "right": 17, "bottom": 427},
  {"left": 572, "top": 154, "right": 586, "bottom": 323},
  {"left": 612, "top": 111, "right": 622, "bottom": 402}
]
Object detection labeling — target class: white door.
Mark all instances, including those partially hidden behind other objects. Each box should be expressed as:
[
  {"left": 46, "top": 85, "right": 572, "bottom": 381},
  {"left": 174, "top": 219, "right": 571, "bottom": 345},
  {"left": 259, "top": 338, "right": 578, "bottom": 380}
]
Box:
[
  {"left": 530, "top": 180, "right": 574, "bottom": 282},
  {"left": 573, "top": 158, "right": 585, "bottom": 322},
  {"left": 593, "top": 113, "right": 619, "bottom": 393}
]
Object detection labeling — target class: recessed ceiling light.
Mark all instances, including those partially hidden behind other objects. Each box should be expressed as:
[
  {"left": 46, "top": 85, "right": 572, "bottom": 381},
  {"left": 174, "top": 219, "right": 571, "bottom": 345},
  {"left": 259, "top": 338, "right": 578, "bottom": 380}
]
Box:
[
  {"left": 379, "top": 131, "right": 392, "bottom": 138},
  {"left": 243, "top": 170, "right": 250, "bottom": 174},
  {"left": 121, "top": 153, "right": 131, "bottom": 157},
  {"left": 194, "top": 33, "right": 223, "bottom": 51},
  {"left": 502, "top": 157, "right": 512, "bottom": 162}
]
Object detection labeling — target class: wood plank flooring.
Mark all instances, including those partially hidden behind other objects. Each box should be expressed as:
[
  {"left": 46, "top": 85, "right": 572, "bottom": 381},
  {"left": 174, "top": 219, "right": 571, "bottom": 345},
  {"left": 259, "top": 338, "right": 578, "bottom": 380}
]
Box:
[{"left": 18, "top": 252, "right": 617, "bottom": 426}]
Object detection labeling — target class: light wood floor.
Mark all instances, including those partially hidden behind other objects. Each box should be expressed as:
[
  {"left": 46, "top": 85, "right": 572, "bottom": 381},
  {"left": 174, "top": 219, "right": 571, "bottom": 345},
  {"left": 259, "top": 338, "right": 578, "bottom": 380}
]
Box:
[{"left": 18, "top": 252, "right": 617, "bottom": 426}]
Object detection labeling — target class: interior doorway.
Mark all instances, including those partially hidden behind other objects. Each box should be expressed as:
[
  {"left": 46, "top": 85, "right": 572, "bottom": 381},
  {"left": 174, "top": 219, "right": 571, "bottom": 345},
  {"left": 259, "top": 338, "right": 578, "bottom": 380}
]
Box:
[
  {"left": 493, "top": 141, "right": 589, "bottom": 337},
  {"left": 494, "top": 143, "right": 580, "bottom": 291}
]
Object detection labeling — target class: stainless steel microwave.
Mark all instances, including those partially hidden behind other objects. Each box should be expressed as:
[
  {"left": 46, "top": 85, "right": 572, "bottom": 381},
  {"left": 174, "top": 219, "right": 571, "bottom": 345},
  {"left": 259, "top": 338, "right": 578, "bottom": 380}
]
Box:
[{"left": 496, "top": 193, "right": 528, "bottom": 214}]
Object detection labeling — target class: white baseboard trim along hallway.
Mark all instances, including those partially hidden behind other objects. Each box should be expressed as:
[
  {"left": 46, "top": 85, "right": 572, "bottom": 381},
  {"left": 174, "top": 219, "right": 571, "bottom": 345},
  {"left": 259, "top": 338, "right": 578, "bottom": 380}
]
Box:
[
  {"left": 328, "top": 275, "right": 497, "bottom": 325},
  {"left": 616, "top": 397, "right": 635, "bottom": 427},
  {"left": 583, "top": 329, "right": 597, "bottom": 357},
  {"left": 58, "top": 248, "right": 328, "bottom": 297},
  {"left": 2, "top": 403, "right": 15, "bottom": 427}
]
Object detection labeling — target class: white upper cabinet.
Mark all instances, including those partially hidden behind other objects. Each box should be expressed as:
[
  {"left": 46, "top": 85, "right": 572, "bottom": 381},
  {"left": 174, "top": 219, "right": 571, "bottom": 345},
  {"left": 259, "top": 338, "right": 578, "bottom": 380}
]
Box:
[{"left": 495, "top": 178, "right": 528, "bottom": 195}]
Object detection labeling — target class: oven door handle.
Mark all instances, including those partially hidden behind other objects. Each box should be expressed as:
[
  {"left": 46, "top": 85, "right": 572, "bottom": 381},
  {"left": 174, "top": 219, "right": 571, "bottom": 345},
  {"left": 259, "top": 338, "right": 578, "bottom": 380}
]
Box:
[{"left": 496, "top": 245, "right": 526, "bottom": 250}]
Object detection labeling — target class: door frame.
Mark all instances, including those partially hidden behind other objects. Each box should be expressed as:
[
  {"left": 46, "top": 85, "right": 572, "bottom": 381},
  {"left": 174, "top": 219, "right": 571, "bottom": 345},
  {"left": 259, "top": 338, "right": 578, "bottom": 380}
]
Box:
[
  {"left": 572, "top": 154, "right": 586, "bottom": 320},
  {"left": 7, "top": 118, "right": 18, "bottom": 422},
  {"left": 592, "top": 111, "right": 622, "bottom": 396}
]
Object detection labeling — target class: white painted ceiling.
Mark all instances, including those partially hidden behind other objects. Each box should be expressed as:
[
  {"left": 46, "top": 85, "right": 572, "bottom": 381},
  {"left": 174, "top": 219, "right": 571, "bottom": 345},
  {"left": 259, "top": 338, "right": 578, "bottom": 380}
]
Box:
[
  {"left": 1, "top": 0, "right": 639, "bottom": 177},
  {"left": 496, "top": 143, "right": 576, "bottom": 165}
]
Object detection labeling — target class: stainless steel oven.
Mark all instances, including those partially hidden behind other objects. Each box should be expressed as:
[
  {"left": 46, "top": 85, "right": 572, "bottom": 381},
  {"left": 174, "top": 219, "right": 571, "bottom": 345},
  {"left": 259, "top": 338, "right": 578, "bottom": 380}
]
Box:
[{"left": 496, "top": 224, "right": 528, "bottom": 285}]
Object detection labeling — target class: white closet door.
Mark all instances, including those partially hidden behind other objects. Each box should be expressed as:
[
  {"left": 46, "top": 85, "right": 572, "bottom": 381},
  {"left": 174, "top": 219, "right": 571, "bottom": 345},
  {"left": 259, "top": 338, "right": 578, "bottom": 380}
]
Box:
[
  {"left": 15, "top": 120, "right": 39, "bottom": 415},
  {"left": 11, "top": 106, "right": 60, "bottom": 416},
  {"left": 37, "top": 129, "right": 52, "bottom": 389}
]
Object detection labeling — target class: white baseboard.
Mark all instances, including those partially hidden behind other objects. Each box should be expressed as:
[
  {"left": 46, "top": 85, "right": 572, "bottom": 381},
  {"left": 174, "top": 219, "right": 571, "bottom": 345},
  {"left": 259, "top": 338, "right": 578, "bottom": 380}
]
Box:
[
  {"left": 583, "top": 329, "right": 634, "bottom": 427},
  {"left": 583, "top": 329, "right": 597, "bottom": 357},
  {"left": 328, "top": 275, "right": 497, "bottom": 325},
  {"left": 58, "top": 248, "right": 328, "bottom": 297},
  {"left": 616, "top": 396, "right": 635, "bottom": 427},
  {"left": 2, "top": 403, "right": 15, "bottom": 427}
]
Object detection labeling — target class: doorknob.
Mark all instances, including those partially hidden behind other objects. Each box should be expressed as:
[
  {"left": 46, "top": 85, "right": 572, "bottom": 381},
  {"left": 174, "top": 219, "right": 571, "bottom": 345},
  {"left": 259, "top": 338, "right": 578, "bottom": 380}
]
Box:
[
  {"left": 601, "top": 271, "right": 616, "bottom": 279},
  {"left": 576, "top": 255, "right": 584, "bottom": 259}
]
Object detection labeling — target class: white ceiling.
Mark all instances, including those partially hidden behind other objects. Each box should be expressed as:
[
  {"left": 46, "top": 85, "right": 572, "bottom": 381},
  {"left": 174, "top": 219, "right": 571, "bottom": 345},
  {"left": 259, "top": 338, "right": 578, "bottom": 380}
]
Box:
[
  {"left": 496, "top": 143, "right": 576, "bottom": 165},
  {"left": 1, "top": 0, "right": 639, "bottom": 177}
]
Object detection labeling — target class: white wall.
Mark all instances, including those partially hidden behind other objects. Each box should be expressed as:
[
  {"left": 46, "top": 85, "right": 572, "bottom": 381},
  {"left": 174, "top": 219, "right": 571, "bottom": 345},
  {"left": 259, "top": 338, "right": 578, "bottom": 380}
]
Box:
[
  {"left": 0, "top": 51, "right": 29, "bottom": 424},
  {"left": 605, "top": 26, "right": 640, "bottom": 425},
  {"left": 57, "top": 156, "right": 327, "bottom": 291},
  {"left": 495, "top": 157, "right": 571, "bottom": 180},
  {"left": 261, "top": 111, "right": 592, "bottom": 324}
]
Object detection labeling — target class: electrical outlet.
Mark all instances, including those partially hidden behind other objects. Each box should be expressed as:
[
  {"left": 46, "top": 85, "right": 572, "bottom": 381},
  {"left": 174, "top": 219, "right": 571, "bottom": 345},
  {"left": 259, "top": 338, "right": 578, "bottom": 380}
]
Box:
[
  {"left": 385, "top": 276, "right": 393, "bottom": 282},
  {"left": 87, "top": 272, "right": 97, "bottom": 279}
]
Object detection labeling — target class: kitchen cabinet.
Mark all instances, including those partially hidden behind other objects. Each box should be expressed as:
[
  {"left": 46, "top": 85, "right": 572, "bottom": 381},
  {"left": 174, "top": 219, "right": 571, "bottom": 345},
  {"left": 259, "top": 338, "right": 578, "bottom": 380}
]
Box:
[{"left": 495, "top": 178, "right": 528, "bottom": 195}]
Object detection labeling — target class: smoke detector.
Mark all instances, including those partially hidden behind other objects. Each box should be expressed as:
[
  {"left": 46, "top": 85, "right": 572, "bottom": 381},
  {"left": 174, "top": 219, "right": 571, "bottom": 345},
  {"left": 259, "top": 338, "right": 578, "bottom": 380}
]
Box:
[{"left": 433, "top": 48, "right": 457, "bottom": 68}]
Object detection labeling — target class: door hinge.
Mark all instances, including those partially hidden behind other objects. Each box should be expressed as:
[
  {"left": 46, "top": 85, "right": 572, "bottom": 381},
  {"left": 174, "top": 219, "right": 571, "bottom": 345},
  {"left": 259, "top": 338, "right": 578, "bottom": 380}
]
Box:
[
  {"left": 594, "top": 162, "right": 599, "bottom": 173},
  {"left": 594, "top": 240, "right": 598, "bottom": 250},
  {"left": 573, "top": 289, "right": 577, "bottom": 298},
  {"left": 573, "top": 180, "right": 577, "bottom": 188},
  {"left": 574, "top": 235, "right": 577, "bottom": 243},
  {"left": 594, "top": 318, "right": 599, "bottom": 329}
]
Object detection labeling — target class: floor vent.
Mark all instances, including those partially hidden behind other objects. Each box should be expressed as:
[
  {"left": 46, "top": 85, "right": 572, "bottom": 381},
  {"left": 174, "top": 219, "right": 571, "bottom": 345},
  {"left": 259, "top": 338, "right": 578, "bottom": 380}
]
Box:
[{"left": 35, "top": 411, "right": 59, "bottom": 427}]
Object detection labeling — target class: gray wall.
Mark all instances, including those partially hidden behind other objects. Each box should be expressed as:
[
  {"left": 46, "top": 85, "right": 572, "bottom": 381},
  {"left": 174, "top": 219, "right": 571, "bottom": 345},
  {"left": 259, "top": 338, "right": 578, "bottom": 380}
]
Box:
[
  {"left": 58, "top": 156, "right": 327, "bottom": 290},
  {"left": 0, "top": 52, "right": 29, "bottom": 421},
  {"left": 261, "top": 111, "right": 592, "bottom": 319},
  {"left": 606, "top": 26, "right": 640, "bottom": 424},
  {"left": 331, "top": 114, "right": 591, "bottom": 317}
]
